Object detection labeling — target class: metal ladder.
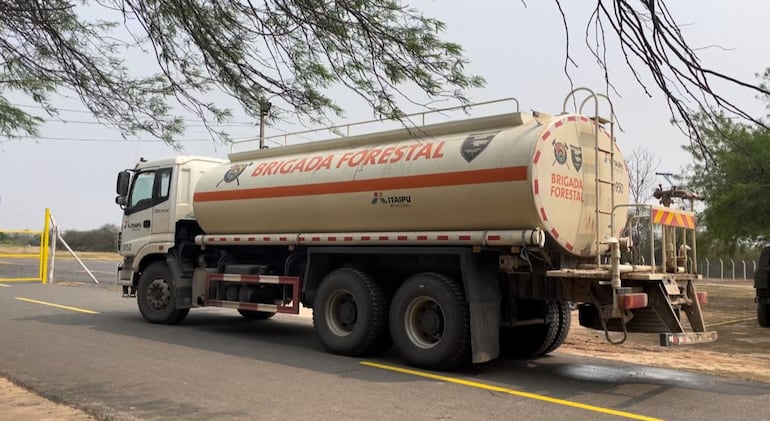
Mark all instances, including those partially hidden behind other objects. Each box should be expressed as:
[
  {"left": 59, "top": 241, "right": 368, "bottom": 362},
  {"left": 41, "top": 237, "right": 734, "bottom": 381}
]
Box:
[{"left": 562, "top": 88, "right": 619, "bottom": 265}]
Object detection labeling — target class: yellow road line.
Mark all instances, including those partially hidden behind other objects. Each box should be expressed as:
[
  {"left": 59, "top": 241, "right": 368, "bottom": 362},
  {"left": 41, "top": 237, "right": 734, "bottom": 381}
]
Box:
[
  {"left": 707, "top": 317, "right": 756, "bottom": 328},
  {"left": 360, "top": 361, "right": 663, "bottom": 421},
  {"left": 14, "top": 297, "right": 99, "bottom": 314}
]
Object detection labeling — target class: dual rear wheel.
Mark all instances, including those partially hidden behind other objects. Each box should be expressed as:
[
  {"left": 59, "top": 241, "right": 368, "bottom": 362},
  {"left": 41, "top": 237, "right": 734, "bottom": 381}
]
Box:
[
  {"left": 314, "top": 268, "right": 571, "bottom": 370},
  {"left": 499, "top": 301, "right": 571, "bottom": 358},
  {"left": 313, "top": 269, "right": 471, "bottom": 370}
]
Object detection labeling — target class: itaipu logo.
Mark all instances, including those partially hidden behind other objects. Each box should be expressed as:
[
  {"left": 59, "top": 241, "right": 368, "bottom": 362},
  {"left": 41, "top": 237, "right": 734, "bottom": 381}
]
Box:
[
  {"left": 217, "top": 162, "right": 253, "bottom": 187},
  {"left": 371, "top": 192, "right": 412, "bottom": 207}
]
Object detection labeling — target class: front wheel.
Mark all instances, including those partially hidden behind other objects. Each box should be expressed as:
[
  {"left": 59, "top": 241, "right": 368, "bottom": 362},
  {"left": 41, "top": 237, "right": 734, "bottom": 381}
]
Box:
[
  {"left": 137, "top": 262, "right": 189, "bottom": 324},
  {"left": 389, "top": 273, "right": 470, "bottom": 371}
]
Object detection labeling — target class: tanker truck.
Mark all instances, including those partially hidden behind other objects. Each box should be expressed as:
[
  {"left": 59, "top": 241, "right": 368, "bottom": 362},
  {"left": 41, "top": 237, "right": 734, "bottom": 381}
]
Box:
[{"left": 114, "top": 89, "right": 717, "bottom": 370}]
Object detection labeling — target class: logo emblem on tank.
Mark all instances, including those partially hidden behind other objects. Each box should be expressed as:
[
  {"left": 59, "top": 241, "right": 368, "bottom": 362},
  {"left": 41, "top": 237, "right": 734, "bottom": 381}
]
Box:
[
  {"left": 217, "top": 162, "right": 253, "bottom": 187},
  {"left": 371, "top": 192, "right": 388, "bottom": 204},
  {"left": 570, "top": 145, "right": 583, "bottom": 172},
  {"left": 371, "top": 191, "right": 412, "bottom": 207},
  {"left": 553, "top": 141, "right": 568, "bottom": 166},
  {"left": 460, "top": 130, "right": 500, "bottom": 163}
]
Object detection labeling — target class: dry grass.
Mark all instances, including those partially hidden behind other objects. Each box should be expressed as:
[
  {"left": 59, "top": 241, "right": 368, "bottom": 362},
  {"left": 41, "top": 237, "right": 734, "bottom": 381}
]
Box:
[{"left": 0, "top": 246, "right": 119, "bottom": 261}]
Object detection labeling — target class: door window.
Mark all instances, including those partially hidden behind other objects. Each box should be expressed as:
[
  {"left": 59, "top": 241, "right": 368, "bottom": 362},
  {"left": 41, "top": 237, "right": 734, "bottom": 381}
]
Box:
[{"left": 125, "top": 168, "right": 172, "bottom": 215}]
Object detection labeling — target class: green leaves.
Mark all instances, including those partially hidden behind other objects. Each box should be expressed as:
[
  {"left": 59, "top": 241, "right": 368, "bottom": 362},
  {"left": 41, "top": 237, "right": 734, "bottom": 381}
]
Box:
[
  {"left": 0, "top": 0, "right": 483, "bottom": 145},
  {"left": 684, "top": 79, "right": 770, "bottom": 248}
]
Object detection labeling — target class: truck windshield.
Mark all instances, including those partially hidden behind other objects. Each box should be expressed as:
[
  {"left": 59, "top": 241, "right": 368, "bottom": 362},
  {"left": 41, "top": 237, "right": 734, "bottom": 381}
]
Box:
[{"left": 128, "top": 172, "right": 155, "bottom": 208}]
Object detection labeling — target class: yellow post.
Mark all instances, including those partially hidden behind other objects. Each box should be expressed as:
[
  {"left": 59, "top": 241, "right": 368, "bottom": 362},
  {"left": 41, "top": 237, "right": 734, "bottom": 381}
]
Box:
[{"left": 40, "top": 208, "right": 51, "bottom": 284}]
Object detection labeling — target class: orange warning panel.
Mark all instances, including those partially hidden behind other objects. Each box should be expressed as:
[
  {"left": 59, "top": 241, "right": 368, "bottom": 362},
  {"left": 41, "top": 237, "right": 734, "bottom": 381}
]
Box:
[{"left": 651, "top": 207, "right": 696, "bottom": 229}]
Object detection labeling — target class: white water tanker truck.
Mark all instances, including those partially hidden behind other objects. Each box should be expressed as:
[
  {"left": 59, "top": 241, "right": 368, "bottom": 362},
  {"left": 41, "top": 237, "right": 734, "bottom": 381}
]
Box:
[{"left": 115, "top": 89, "right": 716, "bottom": 370}]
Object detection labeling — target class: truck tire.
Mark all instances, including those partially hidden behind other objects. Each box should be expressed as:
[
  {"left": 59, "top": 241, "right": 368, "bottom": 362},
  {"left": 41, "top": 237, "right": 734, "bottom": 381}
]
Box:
[
  {"left": 137, "top": 262, "right": 189, "bottom": 324},
  {"left": 500, "top": 301, "right": 571, "bottom": 358},
  {"left": 389, "top": 273, "right": 470, "bottom": 371},
  {"left": 238, "top": 309, "right": 276, "bottom": 320},
  {"left": 539, "top": 301, "right": 571, "bottom": 355},
  {"left": 313, "top": 268, "right": 389, "bottom": 356},
  {"left": 759, "top": 301, "right": 770, "bottom": 328}
]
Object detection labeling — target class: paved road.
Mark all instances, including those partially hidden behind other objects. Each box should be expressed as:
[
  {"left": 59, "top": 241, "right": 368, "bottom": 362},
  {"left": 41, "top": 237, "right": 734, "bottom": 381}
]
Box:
[{"left": 1, "top": 276, "right": 769, "bottom": 421}]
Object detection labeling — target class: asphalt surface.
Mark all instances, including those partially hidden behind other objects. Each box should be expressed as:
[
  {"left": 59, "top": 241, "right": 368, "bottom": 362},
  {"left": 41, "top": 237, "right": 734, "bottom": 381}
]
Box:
[{"left": 1, "top": 260, "right": 770, "bottom": 421}]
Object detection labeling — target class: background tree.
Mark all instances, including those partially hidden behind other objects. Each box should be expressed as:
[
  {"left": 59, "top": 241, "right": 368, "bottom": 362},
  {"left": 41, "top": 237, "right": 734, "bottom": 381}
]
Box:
[
  {"left": 0, "top": 1, "right": 768, "bottom": 151},
  {"left": 555, "top": 1, "right": 769, "bottom": 159},
  {"left": 0, "top": 0, "right": 483, "bottom": 146},
  {"left": 60, "top": 224, "right": 119, "bottom": 252},
  {"left": 683, "top": 111, "right": 770, "bottom": 250},
  {"left": 622, "top": 146, "right": 661, "bottom": 265},
  {"left": 626, "top": 146, "right": 661, "bottom": 205}
]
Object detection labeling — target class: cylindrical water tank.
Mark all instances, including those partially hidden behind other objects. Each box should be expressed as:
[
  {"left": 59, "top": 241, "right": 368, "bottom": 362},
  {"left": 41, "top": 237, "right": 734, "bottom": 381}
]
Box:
[{"left": 193, "top": 112, "right": 629, "bottom": 257}]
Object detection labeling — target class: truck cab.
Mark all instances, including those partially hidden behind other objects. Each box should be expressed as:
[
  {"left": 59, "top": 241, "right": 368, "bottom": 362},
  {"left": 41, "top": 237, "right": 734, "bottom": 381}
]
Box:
[{"left": 115, "top": 156, "right": 225, "bottom": 294}]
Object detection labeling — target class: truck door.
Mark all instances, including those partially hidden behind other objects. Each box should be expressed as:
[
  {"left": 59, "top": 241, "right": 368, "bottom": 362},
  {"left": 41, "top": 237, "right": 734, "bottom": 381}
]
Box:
[
  {"left": 120, "top": 168, "right": 173, "bottom": 256},
  {"left": 151, "top": 169, "right": 173, "bottom": 235}
]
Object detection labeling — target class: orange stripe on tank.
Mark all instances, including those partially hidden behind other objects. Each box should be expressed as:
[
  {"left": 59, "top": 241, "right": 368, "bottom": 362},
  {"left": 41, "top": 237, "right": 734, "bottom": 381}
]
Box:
[{"left": 195, "top": 166, "right": 528, "bottom": 202}]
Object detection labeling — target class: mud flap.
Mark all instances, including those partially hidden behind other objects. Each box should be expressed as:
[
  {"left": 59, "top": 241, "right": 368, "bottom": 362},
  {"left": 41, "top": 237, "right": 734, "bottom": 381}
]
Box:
[
  {"left": 460, "top": 251, "right": 501, "bottom": 364},
  {"left": 167, "top": 255, "right": 193, "bottom": 309}
]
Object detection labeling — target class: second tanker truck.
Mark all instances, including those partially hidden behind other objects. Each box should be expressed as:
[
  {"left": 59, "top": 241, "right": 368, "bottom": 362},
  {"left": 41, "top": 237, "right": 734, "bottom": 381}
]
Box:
[{"left": 114, "top": 88, "right": 716, "bottom": 370}]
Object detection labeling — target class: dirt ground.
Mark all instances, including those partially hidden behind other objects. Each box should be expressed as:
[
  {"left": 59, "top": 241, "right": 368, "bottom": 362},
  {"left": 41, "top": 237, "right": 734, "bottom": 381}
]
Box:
[
  {"left": 561, "top": 279, "right": 770, "bottom": 383},
  {"left": 0, "top": 378, "right": 96, "bottom": 421},
  {"left": 1, "top": 279, "right": 766, "bottom": 420}
]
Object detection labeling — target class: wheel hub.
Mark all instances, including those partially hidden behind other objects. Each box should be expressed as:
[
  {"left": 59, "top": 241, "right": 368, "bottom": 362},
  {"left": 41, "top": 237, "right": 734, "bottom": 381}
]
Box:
[
  {"left": 338, "top": 299, "right": 358, "bottom": 325},
  {"left": 326, "top": 290, "right": 357, "bottom": 336},
  {"left": 146, "top": 278, "right": 170, "bottom": 310},
  {"left": 405, "top": 297, "right": 445, "bottom": 348},
  {"left": 418, "top": 305, "right": 443, "bottom": 337}
]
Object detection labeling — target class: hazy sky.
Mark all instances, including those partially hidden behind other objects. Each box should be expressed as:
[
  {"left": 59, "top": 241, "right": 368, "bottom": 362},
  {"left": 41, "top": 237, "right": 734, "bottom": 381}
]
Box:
[{"left": 1, "top": 1, "right": 768, "bottom": 231}]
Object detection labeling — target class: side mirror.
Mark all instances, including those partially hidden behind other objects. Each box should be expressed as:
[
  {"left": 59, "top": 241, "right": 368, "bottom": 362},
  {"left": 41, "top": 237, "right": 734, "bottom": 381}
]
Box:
[
  {"left": 116, "top": 171, "right": 131, "bottom": 196},
  {"left": 115, "top": 196, "right": 128, "bottom": 207}
]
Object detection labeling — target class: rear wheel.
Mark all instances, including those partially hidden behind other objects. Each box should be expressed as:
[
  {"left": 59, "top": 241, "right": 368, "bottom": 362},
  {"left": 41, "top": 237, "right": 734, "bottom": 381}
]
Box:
[
  {"left": 238, "top": 309, "right": 276, "bottom": 320},
  {"left": 389, "top": 273, "right": 470, "bottom": 371},
  {"left": 137, "top": 262, "right": 189, "bottom": 324},
  {"left": 500, "top": 301, "right": 571, "bottom": 358},
  {"left": 313, "top": 268, "right": 389, "bottom": 356}
]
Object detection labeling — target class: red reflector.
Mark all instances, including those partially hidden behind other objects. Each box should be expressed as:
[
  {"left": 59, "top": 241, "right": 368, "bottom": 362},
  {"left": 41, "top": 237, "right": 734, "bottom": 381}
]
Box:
[
  {"left": 696, "top": 291, "right": 708, "bottom": 305},
  {"left": 620, "top": 293, "right": 648, "bottom": 309}
]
